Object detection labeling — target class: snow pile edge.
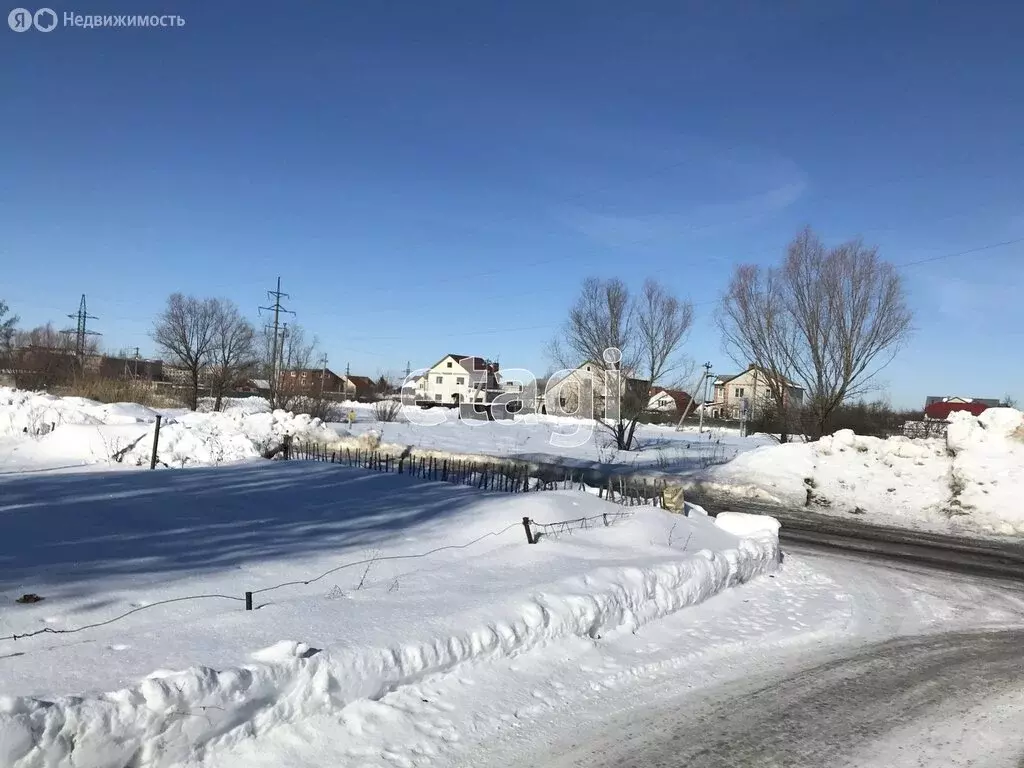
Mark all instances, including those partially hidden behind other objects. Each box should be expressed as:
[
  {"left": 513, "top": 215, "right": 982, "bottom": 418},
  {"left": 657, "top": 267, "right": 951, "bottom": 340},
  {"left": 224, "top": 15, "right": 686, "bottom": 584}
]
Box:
[{"left": 0, "top": 520, "right": 779, "bottom": 768}]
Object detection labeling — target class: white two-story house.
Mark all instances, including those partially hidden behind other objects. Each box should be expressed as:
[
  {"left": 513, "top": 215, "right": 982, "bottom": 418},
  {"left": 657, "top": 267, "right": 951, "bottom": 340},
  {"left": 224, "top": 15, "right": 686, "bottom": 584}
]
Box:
[
  {"left": 409, "top": 354, "right": 501, "bottom": 406},
  {"left": 706, "top": 364, "right": 804, "bottom": 420}
]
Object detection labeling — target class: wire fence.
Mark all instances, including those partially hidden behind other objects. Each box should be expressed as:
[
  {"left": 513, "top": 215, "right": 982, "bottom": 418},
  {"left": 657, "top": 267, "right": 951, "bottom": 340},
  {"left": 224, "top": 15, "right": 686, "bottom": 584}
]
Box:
[
  {"left": 284, "top": 438, "right": 672, "bottom": 508},
  {"left": 0, "top": 522, "right": 524, "bottom": 642},
  {"left": 525, "top": 509, "right": 635, "bottom": 541},
  {"left": 1, "top": 443, "right": 670, "bottom": 645}
]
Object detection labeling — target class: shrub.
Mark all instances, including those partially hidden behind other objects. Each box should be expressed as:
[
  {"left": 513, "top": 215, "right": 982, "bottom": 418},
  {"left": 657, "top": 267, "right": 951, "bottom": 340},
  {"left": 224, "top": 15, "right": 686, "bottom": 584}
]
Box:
[{"left": 373, "top": 399, "right": 403, "bottom": 423}]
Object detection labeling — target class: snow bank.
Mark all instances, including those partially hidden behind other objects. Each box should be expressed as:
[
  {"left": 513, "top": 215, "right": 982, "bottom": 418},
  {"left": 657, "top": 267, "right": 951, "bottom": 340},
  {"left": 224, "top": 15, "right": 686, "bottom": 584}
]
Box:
[
  {"left": 0, "top": 475, "right": 779, "bottom": 768},
  {"left": 125, "top": 410, "right": 341, "bottom": 468},
  {"left": 715, "top": 511, "right": 781, "bottom": 539},
  {"left": 1, "top": 534, "right": 777, "bottom": 768},
  {"left": 197, "top": 396, "right": 272, "bottom": 416},
  {"left": 696, "top": 408, "right": 1024, "bottom": 535},
  {"left": 0, "top": 388, "right": 158, "bottom": 436},
  {"left": 0, "top": 387, "right": 340, "bottom": 470},
  {"left": 946, "top": 408, "right": 1024, "bottom": 534}
]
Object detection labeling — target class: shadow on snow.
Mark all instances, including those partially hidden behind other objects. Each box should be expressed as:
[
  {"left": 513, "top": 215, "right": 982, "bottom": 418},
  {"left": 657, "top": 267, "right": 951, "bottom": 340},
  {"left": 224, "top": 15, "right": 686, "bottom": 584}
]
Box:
[{"left": 0, "top": 462, "right": 488, "bottom": 596}]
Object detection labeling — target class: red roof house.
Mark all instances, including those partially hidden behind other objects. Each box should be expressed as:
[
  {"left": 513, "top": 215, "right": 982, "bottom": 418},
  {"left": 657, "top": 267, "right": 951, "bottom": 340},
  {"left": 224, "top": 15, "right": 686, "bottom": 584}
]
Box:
[{"left": 924, "top": 400, "right": 990, "bottom": 420}]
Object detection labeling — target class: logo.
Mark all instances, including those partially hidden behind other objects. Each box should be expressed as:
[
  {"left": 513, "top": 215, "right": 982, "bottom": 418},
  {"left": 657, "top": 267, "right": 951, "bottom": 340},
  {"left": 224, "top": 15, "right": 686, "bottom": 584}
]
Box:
[
  {"left": 33, "top": 7, "right": 56, "bottom": 30},
  {"left": 8, "top": 6, "right": 56, "bottom": 31}
]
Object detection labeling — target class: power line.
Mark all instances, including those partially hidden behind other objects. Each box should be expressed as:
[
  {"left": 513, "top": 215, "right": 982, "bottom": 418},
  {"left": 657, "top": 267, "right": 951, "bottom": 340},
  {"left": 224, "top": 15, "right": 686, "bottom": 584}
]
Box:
[
  {"left": 258, "top": 277, "right": 295, "bottom": 389},
  {"left": 897, "top": 236, "right": 1024, "bottom": 268},
  {"left": 688, "top": 235, "right": 1024, "bottom": 308},
  {"left": 60, "top": 294, "right": 101, "bottom": 360}
]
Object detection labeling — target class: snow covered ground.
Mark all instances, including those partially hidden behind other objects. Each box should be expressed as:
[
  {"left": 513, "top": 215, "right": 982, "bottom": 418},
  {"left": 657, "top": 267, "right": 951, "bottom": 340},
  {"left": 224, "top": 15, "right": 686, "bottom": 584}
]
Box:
[
  {"left": 0, "top": 461, "right": 779, "bottom": 767},
  {"left": 0, "top": 388, "right": 340, "bottom": 473},
  {"left": 185, "top": 547, "right": 1024, "bottom": 768},
  {"left": 1, "top": 388, "right": 767, "bottom": 475},
  {"left": 696, "top": 408, "right": 1024, "bottom": 536},
  {"left": 2, "top": 387, "right": 1023, "bottom": 766},
  {"left": 4, "top": 387, "right": 1023, "bottom": 538},
  {"left": 331, "top": 402, "right": 763, "bottom": 472}
]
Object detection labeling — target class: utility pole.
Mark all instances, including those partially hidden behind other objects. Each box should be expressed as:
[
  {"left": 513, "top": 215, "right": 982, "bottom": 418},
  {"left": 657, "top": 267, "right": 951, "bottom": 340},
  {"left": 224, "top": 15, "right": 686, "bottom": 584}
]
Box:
[
  {"left": 278, "top": 323, "right": 288, "bottom": 373},
  {"left": 319, "top": 353, "right": 328, "bottom": 397},
  {"left": 61, "top": 294, "right": 101, "bottom": 371},
  {"left": 258, "top": 277, "right": 294, "bottom": 399},
  {"left": 405, "top": 361, "right": 411, "bottom": 379},
  {"left": 698, "top": 361, "right": 713, "bottom": 433},
  {"left": 345, "top": 361, "right": 350, "bottom": 377}
]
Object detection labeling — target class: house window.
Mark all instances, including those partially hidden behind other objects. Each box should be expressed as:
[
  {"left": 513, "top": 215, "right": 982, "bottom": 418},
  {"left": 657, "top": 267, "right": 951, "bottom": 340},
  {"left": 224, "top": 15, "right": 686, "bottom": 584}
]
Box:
[
  {"left": 734, "top": 387, "right": 745, "bottom": 397},
  {"left": 436, "top": 376, "right": 443, "bottom": 384},
  {"left": 301, "top": 372, "right": 307, "bottom": 379},
  {"left": 456, "top": 376, "right": 465, "bottom": 385},
  {"left": 290, "top": 371, "right": 296, "bottom": 378},
  {"left": 475, "top": 396, "right": 483, "bottom": 402},
  {"left": 585, "top": 365, "right": 591, "bottom": 371},
  {"left": 434, "top": 394, "right": 442, "bottom": 401},
  {"left": 446, "top": 361, "right": 453, "bottom": 368}
]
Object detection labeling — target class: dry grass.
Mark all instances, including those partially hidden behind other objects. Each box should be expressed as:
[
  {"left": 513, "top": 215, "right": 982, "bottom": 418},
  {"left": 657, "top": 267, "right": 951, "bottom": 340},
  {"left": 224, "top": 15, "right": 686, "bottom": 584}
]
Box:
[{"left": 55, "top": 378, "right": 183, "bottom": 408}]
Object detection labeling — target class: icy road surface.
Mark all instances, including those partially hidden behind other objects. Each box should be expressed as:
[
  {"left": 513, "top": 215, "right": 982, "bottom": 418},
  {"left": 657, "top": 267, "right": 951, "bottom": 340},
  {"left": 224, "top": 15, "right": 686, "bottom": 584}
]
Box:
[{"left": 530, "top": 628, "right": 1024, "bottom": 768}]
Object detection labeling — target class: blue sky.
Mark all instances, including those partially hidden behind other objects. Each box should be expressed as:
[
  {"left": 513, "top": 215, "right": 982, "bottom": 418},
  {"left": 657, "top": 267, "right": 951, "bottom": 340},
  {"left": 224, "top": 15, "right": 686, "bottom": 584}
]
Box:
[{"left": 2, "top": 1, "right": 1022, "bottom": 407}]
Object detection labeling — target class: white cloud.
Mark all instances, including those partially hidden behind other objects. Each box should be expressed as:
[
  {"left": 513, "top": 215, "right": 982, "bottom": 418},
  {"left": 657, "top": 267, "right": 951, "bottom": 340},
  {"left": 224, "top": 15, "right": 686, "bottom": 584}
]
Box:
[{"left": 563, "top": 179, "right": 807, "bottom": 248}]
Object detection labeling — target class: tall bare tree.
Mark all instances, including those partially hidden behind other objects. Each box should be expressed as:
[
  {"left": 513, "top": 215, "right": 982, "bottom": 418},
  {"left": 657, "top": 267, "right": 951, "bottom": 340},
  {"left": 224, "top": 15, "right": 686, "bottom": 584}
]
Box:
[
  {"left": 263, "top": 323, "right": 319, "bottom": 411},
  {"left": 719, "top": 227, "right": 912, "bottom": 439},
  {"left": 207, "top": 300, "right": 257, "bottom": 411},
  {"left": 0, "top": 299, "right": 17, "bottom": 361},
  {"left": 152, "top": 293, "right": 218, "bottom": 410},
  {"left": 636, "top": 279, "right": 695, "bottom": 389},
  {"left": 717, "top": 265, "right": 799, "bottom": 441},
  {"left": 551, "top": 277, "right": 693, "bottom": 450}
]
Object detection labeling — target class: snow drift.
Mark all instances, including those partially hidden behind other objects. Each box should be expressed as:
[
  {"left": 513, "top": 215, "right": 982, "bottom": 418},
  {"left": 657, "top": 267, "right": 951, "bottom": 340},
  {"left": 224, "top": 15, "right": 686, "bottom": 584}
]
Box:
[
  {"left": 695, "top": 408, "right": 1024, "bottom": 535},
  {"left": 0, "top": 387, "right": 341, "bottom": 470},
  {"left": 0, "top": 476, "right": 778, "bottom": 768}
]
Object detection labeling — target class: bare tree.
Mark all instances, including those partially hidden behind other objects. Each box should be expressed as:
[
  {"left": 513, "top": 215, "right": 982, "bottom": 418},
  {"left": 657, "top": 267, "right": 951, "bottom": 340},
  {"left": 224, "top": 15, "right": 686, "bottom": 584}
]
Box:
[
  {"left": 207, "top": 300, "right": 257, "bottom": 411},
  {"left": 10, "top": 322, "right": 81, "bottom": 389},
  {"left": 718, "top": 265, "right": 799, "bottom": 441},
  {"left": 0, "top": 299, "right": 17, "bottom": 362},
  {"left": 152, "top": 293, "right": 218, "bottom": 410},
  {"left": 719, "top": 227, "right": 912, "bottom": 439},
  {"left": 551, "top": 277, "right": 693, "bottom": 450},
  {"left": 264, "top": 323, "right": 319, "bottom": 411},
  {"left": 636, "top": 279, "right": 694, "bottom": 389},
  {"left": 374, "top": 369, "right": 396, "bottom": 397},
  {"left": 1002, "top": 395, "right": 1018, "bottom": 409}
]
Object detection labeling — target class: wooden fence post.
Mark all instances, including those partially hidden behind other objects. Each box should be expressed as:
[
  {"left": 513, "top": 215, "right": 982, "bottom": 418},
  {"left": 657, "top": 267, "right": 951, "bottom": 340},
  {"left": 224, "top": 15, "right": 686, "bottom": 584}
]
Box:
[
  {"left": 245, "top": 591, "right": 253, "bottom": 611},
  {"left": 149, "top": 414, "right": 162, "bottom": 469},
  {"left": 522, "top": 516, "right": 535, "bottom": 544}
]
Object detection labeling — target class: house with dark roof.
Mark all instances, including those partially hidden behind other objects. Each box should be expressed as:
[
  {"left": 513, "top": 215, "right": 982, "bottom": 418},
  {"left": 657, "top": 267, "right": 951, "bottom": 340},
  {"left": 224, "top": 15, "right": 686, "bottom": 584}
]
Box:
[
  {"left": 411, "top": 353, "right": 502, "bottom": 407},
  {"left": 648, "top": 387, "right": 694, "bottom": 414},
  {"left": 278, "top": 367, "right": 347, "bottom": 395},
  {"left": 706, "top": 364, "right": 804, "bottom": 420},
  {"left": 341, "top": 375, "right": 376, "bottom": 400}
]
